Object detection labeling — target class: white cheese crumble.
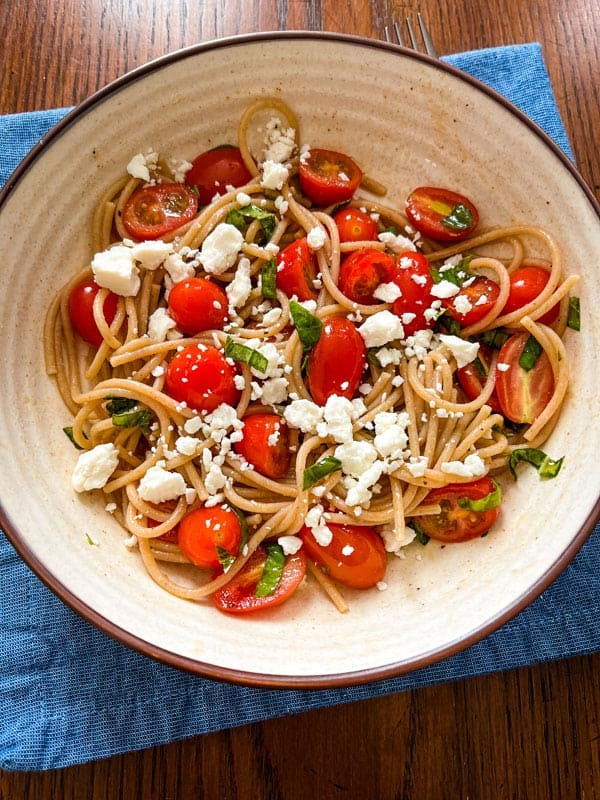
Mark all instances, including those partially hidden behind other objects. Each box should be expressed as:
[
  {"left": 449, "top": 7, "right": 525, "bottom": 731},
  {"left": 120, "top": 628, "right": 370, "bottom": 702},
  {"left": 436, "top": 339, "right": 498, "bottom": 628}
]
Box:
[
  {"left": 430, "top": 280, "right": 460, "bottom": 299},
  {"left": 199, "top": 223, "right": 244, "bottom": 275},
  {"left": 278, "top": 535, "right": 303, "bottom": 555},
  {"left": 138, "top": 465, "right": 187, "bottom": 503},
  {"left": 72, "top": 443, "right": 120, "bottom": 492},
  {"left": 358, "top": 310, "right": 404, "bottom": 348},
  {"left": 440, "top": 453, "right": 486, "bottom": 478},
  {"left": 373, "top": 282, "right": 402, "bottom": 303},
  {"left": 305, "top": 504, "right": 333, "bottom": 546},
  {"left": 378, "top": 231, "right": 417, "bottom": 253},
  {"left": 262, "top": 117, "right": 297, "bottom": 164},
  {"left": 226, "top": 257, "right": 252, "bottom": 314},
  {"left": 438, "top": 334, "right": 479, "bottom": 368},
  {"left": 307, "top": 226, "right": 327, "bottom": 250},
  {"left": 147, "top": 307, "right": 177, "bottom": 341},
  {"left": 261, "top": 160, "right": 289, "bottom": 191},
  {"left": 126, "top": 150, "right": 158, "bottom": 182},
  {"left": 91, "top": 245, "right": 140, "bottom": 297}
]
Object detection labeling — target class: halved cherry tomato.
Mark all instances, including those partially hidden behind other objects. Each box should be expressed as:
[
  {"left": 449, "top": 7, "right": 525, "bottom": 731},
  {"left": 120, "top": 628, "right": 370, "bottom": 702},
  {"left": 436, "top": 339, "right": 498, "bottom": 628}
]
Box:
[
  {"left": 68, "top": 279, "right": 119, "bottom": 348},
  {"left": 234, "top": 413, "right": 291, "bottom": 479},
  {"left": 418, "top": 477, "right": 500, "bottom": 543},
  {"left": 212, "top": 546, "right": 306, "bottom": 614},
  {"left": 307, "top": 316, "right": 367, "bottom": 405},
  {"left": 276, "top": 237, "right": 318, "bottom": 301},
  {"left": 167, "top": 277, "right": 229, "bottom": 335},
  {"left": 339, "top": 248, "right": 395, "bottom": 305},
  {"left": 300, "top": 522, "right": 386, "bottom": 589},
  {"left": 122, "top": 183, "right": 198, "bottom": 240},
  {"left": 165, "top": 344, "right": 240, "bottom": 412},
  {"left": 298, "top": 148, "right": 362, "bottom": 206},
  {"left": 390, "top": 251, "right": 435, "bottom": 336},
  {"left": 405, "top": 186, "right": 479, "bottom": 243},
  {"left": 503, "top": 265, "right": 559, "bottom": 325},
  {"left": 333, "top": 207, "right": 379, "bottom": 243},
  {"left": 185, "top": 146, "right": 253, "bottom": 206},
  {"left": 495, "top": 332, "right": 554, "bottom": 424},
  {"left": 456, "top": 343, "right": 502, "bottom": 414},
  {"left": 178, "top": 504, "right": 242, "bottom": 570},
  {"left": 442, "top": 275, "right": 500, "bottom": 327}
]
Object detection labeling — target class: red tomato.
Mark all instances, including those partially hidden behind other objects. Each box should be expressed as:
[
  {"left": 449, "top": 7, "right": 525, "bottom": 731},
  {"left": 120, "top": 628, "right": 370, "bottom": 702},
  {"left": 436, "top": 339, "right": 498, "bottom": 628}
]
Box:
[
  {"left": 333, "top": 207, "right": 378, "bottom": 243},
  {"left": 418, "top": 477, "right": 500, "bottom": 543},
  {"left": 276, "top": 237, "right": 318, "bottom": 301},
  {"left": 298, "top": 148, "right": 362, "bottom": 206},
  {"left": 178, "top": 505, "right": 242, "bottom": 570},
  {"left": 234, "top": 414, "right": 291, "bottom": 479},
  {"left": 390, "top": 251, "right": 435, "bottom": 336},
  {"left": 212, "top": 546, "right": 306, "bottom": 614},
  {"left": 300, "top": 522, "right": 387, "bottom": 589},
  {"left": 495, "top": 332, "right": 554, "bottom": 424},
  {"left": 307, "top": 317, "right": 367, "bottom": 405},
  {"left": 68, "top": 279, "right": 119, "bottom": 348},
  {"left": 185, "top": 146, "right": 253, "bottom": 206},
  {"left": 339, "top": 249, "right": 395, "bottom": 305},
  {"left": 165, "top": 344, "right": 240, "bottom": 412},
  {"left": 167, "top": 277, "right": 228, "bottom": 335},
  {"left": 503, "top": 265, "right": 559, "bottom": 325},
  {"left": 405, "top": 186, "right": 479, "bottom": 243},
  {"left": 442, "top": 275, "right": 500, "bottom": 327},
  {"left": 122, "top": 183, "right": 198, "bottom": 240},
  {"left": 456, "top": 343, "right": 502, "bottom": 414}
]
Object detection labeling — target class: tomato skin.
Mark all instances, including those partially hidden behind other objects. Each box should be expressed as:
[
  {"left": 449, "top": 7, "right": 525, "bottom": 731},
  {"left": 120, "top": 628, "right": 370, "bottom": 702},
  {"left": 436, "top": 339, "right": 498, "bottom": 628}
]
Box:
[
  {"left": 178, "top": 505, "right": 242, "bottom": 570},
  {"left": 122, "top": 183, "right": 199, "bottom": 240},
  {"left": 298, "top": 148, "right": 362, "bottom": 206},
  {"left": 456, "top": 343, "right": 502, "bottom": 414},
  {"left": 503, "top": 266, "right": 559, "bottom": 325},
  {"left": 442, "top": 275, "right": 500, "bottom": 327},
  {"left": 276, "top": 237, "right": 318, "bottom": 301},
  {"left": 405, "top": 186, "right": 479, "bottom": 243},
  {"left": 300, "top": 523, "right": 387, "bottom": 589},
  {"left": 307, "top": 317, "right": 367, "bottom": 405},
  {"left": 418, "top": 477, "right": 500, "bottom": 543},
  {"left": 185, "top": 146, "right": 253, "bottom": 206},
  {"left": 212, "top": 546, "right": 306, "bottom": 614},
  {"left": 165, "top": 344, "right": 240, "bottom": 412},
  {"left": 234, "top": 414, "right": 291, "bottom": 479},
  {"left": 390, "top": 251, "right": 435, "bottom": 336},
  {"left": 68, "top": 280, "right": 119, "bottom": 348},
  {"left": 333, "top": 207, "right": 378, "bottom": 243},
  {"left": 167, "top": 277, "right": 229, "bottom": 335},
  {"left": 339, "top": 248, "right": 395, "bottom": 305},
  {"left": 495, "top": 332, "right": 554, "bottom": 424}
]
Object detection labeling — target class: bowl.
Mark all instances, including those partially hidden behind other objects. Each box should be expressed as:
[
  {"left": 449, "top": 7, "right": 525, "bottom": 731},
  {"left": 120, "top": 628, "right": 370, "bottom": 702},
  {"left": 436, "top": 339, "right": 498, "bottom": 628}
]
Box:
[{"left": 1, "top": 32, "right": 599, "bottom": 688}]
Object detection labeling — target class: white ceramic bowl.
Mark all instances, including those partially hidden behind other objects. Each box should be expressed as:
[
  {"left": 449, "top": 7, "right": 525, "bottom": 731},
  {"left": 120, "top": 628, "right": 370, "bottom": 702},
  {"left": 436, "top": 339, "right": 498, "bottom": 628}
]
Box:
[{"left": 1, "top": 33, "right": 599, "bottom": 687}]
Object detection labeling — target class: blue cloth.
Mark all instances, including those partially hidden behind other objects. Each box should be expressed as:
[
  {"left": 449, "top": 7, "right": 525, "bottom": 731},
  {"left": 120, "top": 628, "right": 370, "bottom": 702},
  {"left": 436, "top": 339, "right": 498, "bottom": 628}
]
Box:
[{"left": 0, "top": 43, "right": 595, "bottom": 772}]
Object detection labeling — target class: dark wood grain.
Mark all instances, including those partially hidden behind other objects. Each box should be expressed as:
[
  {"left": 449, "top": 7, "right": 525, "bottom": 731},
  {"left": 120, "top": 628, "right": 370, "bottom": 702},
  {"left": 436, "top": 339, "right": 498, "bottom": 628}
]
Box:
[{"left": 1, "top": 0, "right": 599, "bottom": 797}]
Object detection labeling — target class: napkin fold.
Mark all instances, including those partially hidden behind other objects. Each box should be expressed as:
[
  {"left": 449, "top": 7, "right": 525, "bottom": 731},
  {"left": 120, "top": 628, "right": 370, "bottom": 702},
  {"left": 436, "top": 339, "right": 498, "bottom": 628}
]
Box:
[{"left": 0, "top": 42, "right": 595, "bottom": 772}]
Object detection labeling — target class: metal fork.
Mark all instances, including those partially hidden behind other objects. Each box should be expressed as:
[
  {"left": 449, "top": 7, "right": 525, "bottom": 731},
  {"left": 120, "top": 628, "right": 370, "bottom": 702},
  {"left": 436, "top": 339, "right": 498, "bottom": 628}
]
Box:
[{"left": 384, "top": 14, "right": 438, "bottom": 58}]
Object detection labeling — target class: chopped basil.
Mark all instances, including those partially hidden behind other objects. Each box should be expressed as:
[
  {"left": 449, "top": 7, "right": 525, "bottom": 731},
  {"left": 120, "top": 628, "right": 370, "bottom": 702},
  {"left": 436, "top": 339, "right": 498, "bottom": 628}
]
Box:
[
  {"left": 85, "top": 533, "right": 98, "bottom": 546},
  {"left": 226, "top": 204, "right": 276, "bottom": 241},
  {"left": 111, "top": 408, "right": 152, "bottom": 430},
  {"left": 567, "top": 296, "right": 580, "bottom": 331},
  {"left": 302, "top": 456, "right": 342, "bottom": 490},
  {"left": 471, "top": 355, "right": 487, "bottom": 378},
  {"left": 437, "top": 314, "right": 462, "bottom": 336},
  {"left": 480, "top": 328, "right": 511, "bottom": 350},
  {"left": 228, "top": 503, "right": 249, "bottom": 551},
  {"left": 518, "top": 335, "right": 542, "bottom": 371},
  {"left": 412, "top": 521, "right": 430, "bottom": 546},
  {"left": 367, "top": 347, "right": 382, "bottom": 367},
  {"left": 63, "top": 426, "right": 85, "bottom": 449},
  {"left": 254, "top": 543, "right": 286, "bottom": 597},
  {"left": 289, "top": 300, "right": 323, "bottom": 350},
  {"left": 216, "top": 546, "right": 236, "bottom": 572},
  {"left": 509, "top": 448, "right": 564, "bottom": 481},
  {"left": 441, "top": 203, "right": 474, "bottom": 232},
  {"left": 224, "top": 336, "right": 269, "bottom": 373},
  {"left": 260, "top": 258, "right": 277, "bottom": 299},
  {"left": 457, "top": 479, "right": 502, "bottom": 512},
  {"left": 430, "top": 255, "right": 473, "bottom": 287},
  {"left": 105, "top": 397, "right": 137, "bottom": 415}
]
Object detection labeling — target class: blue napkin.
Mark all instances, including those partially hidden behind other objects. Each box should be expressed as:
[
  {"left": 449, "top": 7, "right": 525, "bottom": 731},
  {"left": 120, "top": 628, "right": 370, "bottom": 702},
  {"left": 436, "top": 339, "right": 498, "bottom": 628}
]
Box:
[{"left": 1, "top": 42, "right": 595, "bottom": 772}]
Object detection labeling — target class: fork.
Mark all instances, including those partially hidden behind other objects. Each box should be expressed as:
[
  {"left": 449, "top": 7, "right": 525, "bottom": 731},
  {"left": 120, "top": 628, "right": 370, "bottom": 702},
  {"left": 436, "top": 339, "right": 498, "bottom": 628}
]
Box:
[{"left": 384, "top": 14, "right": 438, "bottom": 58}]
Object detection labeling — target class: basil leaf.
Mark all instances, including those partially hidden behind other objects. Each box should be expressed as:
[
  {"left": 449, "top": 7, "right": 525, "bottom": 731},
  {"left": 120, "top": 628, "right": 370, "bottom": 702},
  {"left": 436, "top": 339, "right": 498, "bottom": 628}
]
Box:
[
  {"left": 367, "top": 347, "right": 382, "bottom": 367},
  {"left": 441, "top": 203, "right": 474, "bottom": 232},
  {"left": 518, "top": 335, "right": 542, "bottom": 371},
  {"left": 471, "top": 355, "right": 487, "bottom": 378},
  {"left": 567, "top": 296, "right": 580, "bottom": 331},
  {"left": 412, "top": 521, "right": 430, "bottom": 546},
  {"left": 509, "top": 448, "right": 564, "bottom": 481},
  {"left": 63, "top": 426, "right": 85, "bottom": 450},
  {"left": 226, "top": 204, "right": 276, "bottom": 241},
  {"left": 112, "top": 408, "right": 152, "bottom": 431},
  {"left": 254, "top": 543, "right": 286, "bottom": 597},
  {"left": 216, "top": 545, "right": 236, "bottom": 572},
  {"left": 228, "top": 503, "right": 249, "bottom": 552},
  {"left": 302, "top": 456, "right": 342, "bottom": 490},
  {"left": 430, "top": 255, "right": 473, "bottom": 287},
  {"left": 457, "top": 479, "right": 502, "bottom": 512},
  {"left": 105, "top": 397, "right": 137, "bottom": 415},
  {"left": 437, "top": 314, "right": 462, "bottom": 336},
  {"left": 224, "top": 336, "right": 268, "bottom": 373},
  {"left": 289, "top": 301, "right": 323, "bottom": 350},
  {"left": 479, "top": 328, "right": 511, "bottom": 350},
  {"left": 260, "top": 258, "right": 277, "bottom": 299}
]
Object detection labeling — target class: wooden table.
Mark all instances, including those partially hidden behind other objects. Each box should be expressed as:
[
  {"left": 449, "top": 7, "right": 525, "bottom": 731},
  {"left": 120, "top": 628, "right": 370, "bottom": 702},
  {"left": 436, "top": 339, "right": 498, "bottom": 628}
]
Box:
[{"left": 1, "top": 1, "right": 599, "bottom": 797}]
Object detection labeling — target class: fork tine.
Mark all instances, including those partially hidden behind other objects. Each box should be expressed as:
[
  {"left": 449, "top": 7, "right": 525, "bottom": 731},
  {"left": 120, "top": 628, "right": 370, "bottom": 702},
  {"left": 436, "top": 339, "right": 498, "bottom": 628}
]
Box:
[
  {"left": 393, "top": 21, "right": 407, "bottom": 48},
  {"left": 417, "top": 13, "right": 438, "bottom": 58},
  {"left": 384, "top": 15, "right": 438, "bottom": 59}
]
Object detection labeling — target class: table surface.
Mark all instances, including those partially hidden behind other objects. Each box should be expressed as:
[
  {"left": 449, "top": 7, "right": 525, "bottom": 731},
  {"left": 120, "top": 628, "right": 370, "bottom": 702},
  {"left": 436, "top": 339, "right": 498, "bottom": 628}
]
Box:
[{"left": 2, "top": 0, "right": 600, "bottom": 797}]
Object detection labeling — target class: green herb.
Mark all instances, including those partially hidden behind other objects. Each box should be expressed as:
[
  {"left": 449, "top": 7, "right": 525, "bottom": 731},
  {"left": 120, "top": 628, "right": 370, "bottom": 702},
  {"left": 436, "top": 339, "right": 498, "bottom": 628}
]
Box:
[
  {"left": 412, "top": 521, "right": 430, "bottom": 546},
  {"left": 457, "top": 479, "right": 502, "bottom": 512},
  {"left": 228, "top": 503, "right": 249, "bottom": 551},
  {"left": 254, "top": 543, "right": 286, "bottom": 597},
  {"left": 216, "top": 546, "right": 236, "bottom": 572},
  {"left": 63, "top": 426, "right": 85, "bottom": 450},
  {"left": 85, "top": 533, "right": 98, "bottom": 547},
  {"left": 567, "top": 296, "right": 580, "bottom": 331},
  {"left": 111, "top": 408, "right": 152, "bottom": 430},
  {"left": 518, "top": 335, "right": 542, "bottom": 371},
  {"left": 105, "top": 397, "right": 137, "bottom": 415},
  {"left": 224, "top": 336, "right": 269, "bottom": 373},
  {"left": 367, "top": 347, "right": 382, "bottom": 367},
  {"left": 383, "top": 225, "right": 400, "bottom": 235},
  {"left": 226, "top": 204, "right": 276, "bottom": 241},
  {"left": 509, "top": 448, "right": 564, "bottom": 481},
  {"left": 260, "top": 258, "right": 277, "bottom": 299},
  {"left": 437, "top": 314, "right": 462, "bottom": 336},
  {"left": 471, "top": 355, "right": 487, "bottom": 378},
  {"left": 330, "top": 200, "right": 350, "bottom": 216},
  {"left": 430, "top": 255, "right": 473, "bottom": 287},
  {"left": 302, "top": 456, "right": 342, "bottom": 490},
  {"left": 441, "top": 203, "right": 474, "bottom": 232},
  {"left": 289, "top": 300, "right": 323, "bottom": 350},
  {"left": 480, "top": 328, "right": 511, "bottom": 350}
]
